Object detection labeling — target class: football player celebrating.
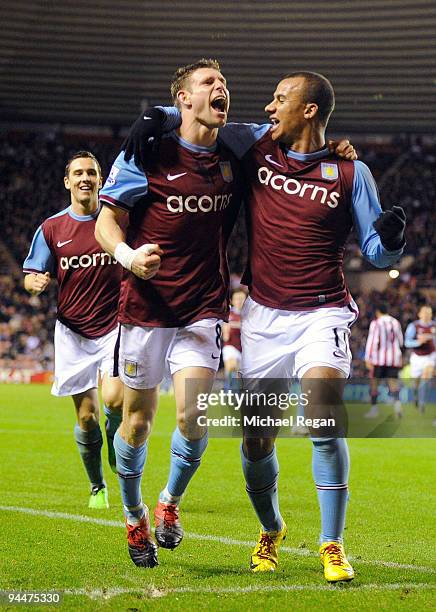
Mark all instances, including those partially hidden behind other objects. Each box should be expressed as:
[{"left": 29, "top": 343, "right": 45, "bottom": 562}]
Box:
[
  {"left": 124, "top": 68, "right": 405, "bottom": 582},
  {"left": 23, "top": 152, "right": 124, "bottom": 509},
  {"left": 96, "top": 59, "right": 241, "bottom": 568}
]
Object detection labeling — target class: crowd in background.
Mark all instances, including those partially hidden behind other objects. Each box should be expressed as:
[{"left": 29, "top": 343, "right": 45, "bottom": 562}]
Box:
[
  {"left": 0, "top": 129, "right": 434, "bottom": 376},
  {"left": 0, "top": 274, "right": 55, "bottom": 372}
]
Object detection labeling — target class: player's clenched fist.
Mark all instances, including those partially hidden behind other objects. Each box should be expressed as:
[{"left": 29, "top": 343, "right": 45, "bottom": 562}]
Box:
[
  {"left": 26, "top": 271, "right": 51, "bottom": 295},
  {"left": 114, "top": 242, "right": 163, "bottom": 280},
  {"left": 131, "top": 244, "right": 163, "bottom": 280}
]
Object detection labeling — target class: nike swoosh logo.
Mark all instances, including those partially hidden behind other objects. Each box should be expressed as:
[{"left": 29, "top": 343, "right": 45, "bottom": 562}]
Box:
[
  {"left": 333, "top": 350, "right": 343, "bottom": 358},
  {"left": 167, "top": 172, "right": 187, "bottom": 181},
  {"left": 265, "top": 154, "right": 284, "bottom": 168},
  {"left": 56, "top": 240, "right": 73, "bottom": 248},
  {"left": 211, "top": 353, "right": 220, "bottom": 360}
]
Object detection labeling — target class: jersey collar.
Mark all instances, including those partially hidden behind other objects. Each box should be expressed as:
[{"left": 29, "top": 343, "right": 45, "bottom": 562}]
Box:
[
  {"left": 286, "top": 147, "right": 329, "bottom": 162},
  {"left": 168, "top": 131, "right": 217, "bottom": 153},
  {"left": 67, "top": 204, "right": 101, "bottom": 221}
]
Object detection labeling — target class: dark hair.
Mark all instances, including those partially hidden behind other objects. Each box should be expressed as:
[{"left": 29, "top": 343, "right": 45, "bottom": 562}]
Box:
[
  {"left": 170, "top": 58, "right": 221, "bottom": 108},
  {"left": 375, "top": 302, "right": 389, "bottom": 315},
  {"left": 64, "top": 151, "right": 101, "bottom": 178},
  {"left": 283, "top": 71, "right": 335, "bottom": 125}
]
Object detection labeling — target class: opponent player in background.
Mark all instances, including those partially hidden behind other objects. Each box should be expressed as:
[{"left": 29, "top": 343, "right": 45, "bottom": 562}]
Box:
[
  {"left": 23, "top": 151, "right": 123, "bottom": 509},
  {"left": 222, "top": 289, "right": 246, "bottom": 390},
  {"left": 125, "top": 68, "right": 405, "bottom": 581},
  {"left": 404, "top": 305, "right": 435, "bottom": 413},
  {"left": 364, "top": 303, "right": 404, "bottom": 418},
  {"left": 95, "top": 59, "right": 242, "bottom": 568}
]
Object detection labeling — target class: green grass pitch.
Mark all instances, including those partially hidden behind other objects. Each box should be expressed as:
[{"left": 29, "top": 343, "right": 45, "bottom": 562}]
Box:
[{"left": 0, "top": 384, "right": 435, "bottom": 611}]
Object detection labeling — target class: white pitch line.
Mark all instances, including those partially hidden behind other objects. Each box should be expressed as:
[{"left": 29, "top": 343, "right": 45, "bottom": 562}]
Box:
[
  {"left": 64, "top": 583, "right": 436, "bottom": 600},
  {"left": 0, "top": 505, "right": 121, "bottom": 528},
  {"left": 1, "top": 505, "right": 435, "bottom": 576}
]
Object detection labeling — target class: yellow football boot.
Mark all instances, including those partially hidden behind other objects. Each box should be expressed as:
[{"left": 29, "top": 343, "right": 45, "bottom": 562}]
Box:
[
  {"left": 319, "top": 541, "right": 355, "bottom": 582},
  {"left": 250, "top": 522, "right": 287, "bottom": 572}
]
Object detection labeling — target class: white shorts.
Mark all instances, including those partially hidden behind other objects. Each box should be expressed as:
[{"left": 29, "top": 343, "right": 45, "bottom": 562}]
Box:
[
  {"left": 222, "top": 344, "right": 242, "bottom": 364},
  {"left": 240, "top": 296, "right": 358, "bottom": 380},
  {"left": 119, "top": 318, "right": 223, "bottom": 389},
  {"left": 52, "top": 320, "right": 117, "bottom": 397},
  {"left": 410, "top": 352, "right": 436, "bottom": 378}
]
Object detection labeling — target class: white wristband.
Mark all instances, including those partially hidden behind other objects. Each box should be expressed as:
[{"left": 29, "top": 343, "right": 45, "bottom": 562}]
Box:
[
  {"left": 114, "top": 242, "right": 158, "bottom": 271},
  {"left": 114, "top": 242, "right": 136, "bottom": 270}
]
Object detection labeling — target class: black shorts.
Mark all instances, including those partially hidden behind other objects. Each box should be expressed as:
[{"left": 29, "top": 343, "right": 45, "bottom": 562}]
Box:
[{"left": 372, "top": 365, "right": 400, "bottom": 379}]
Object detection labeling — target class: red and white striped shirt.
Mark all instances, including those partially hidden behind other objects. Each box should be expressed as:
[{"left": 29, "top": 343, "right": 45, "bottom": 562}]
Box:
[{"left": 365, "top": 315, "right": 403, "bottom": 367}]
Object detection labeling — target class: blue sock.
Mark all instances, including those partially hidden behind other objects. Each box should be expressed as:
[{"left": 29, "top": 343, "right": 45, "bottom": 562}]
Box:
[
  {"left": 104, "top": 405, "right": 122, "bottom": 437},
  {"left": 297, "top": 397, "right": 305, "bottom": 418},
  {"left": 312, "top": 438, "right": 349, "bottom": 544},
  {"left": 241, "top": 445, "right": 283, "bottom": 533},
  {"left": 224, "top": 372, "right": 241, "bottom": 393},
  {"left": 74, "top": 424, "right": 104, "bottom": 489},
  {"left": 163, "top": 428, "right": 208, "bottom": 500},
  {"left": 230, "top": 375, "right": 242, "bottom": 393},
  {"left": 224, "top": 373, "right": 231, "bottom": 392},
  {"left": 114, "top": 430, "right": 147, "bottom": 524},
  {"left": 418, "top": 380, "right": 430, "bottom": 406}
]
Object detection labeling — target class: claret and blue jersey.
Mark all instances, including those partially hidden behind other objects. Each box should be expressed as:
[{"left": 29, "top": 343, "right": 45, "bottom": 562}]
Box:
[
  {"left": 99, "top": 131, "right": 242, "bottom": 327},
  {"left": 158, "top": 107, "right": 404, "bottom": 310},
  {"left": 404, "top": 320, "right": 436, "bottom": 355},
  {"left": 23, "top": 206, "right": 122, "bottom": 339}
]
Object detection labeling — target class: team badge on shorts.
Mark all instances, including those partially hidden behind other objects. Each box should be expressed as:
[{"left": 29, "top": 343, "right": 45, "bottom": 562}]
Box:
[
  {"left": 219, "top": 161, "right": 233, "bottom": 183},
  {"left": 124, "top": 359, "right": 137, "bottom": 378},
  {"left": 321, "top": 163, "right": 338, "bottom": 180}
]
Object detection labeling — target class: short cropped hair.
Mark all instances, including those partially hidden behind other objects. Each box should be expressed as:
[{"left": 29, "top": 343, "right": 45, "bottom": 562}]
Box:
[
  {"left": 170, "top": 58, "right": 221, "bottom": 108},
  {"left": 375, "top": 302, "right": 389, "bottom": 315},
  {"left": 283, "top": 71, "right": 335, "bottom": 125},
  {"left": 64, "top": 151, "right": 101, "bottom": 178}
]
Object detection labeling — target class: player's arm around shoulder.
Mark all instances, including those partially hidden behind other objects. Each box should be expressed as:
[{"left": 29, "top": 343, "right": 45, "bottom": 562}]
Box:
[
  {"left": 328, "top": 139, "right": 357, "bottom": 160},
  {"left": 24, "top": 271, "right": 51, "bottom": 296}
]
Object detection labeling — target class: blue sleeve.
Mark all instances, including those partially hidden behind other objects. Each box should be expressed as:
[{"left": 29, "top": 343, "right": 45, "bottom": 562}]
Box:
[
  {"left": 99, "top": 152, "right": 149, "bottom": 211},
  {"left": 23, "top": 225, "right": 54, "bottom": 274},
  {"left": 404, "top": 323, "right": 420, "bottom": 348},
  {"left": 156, "top": 105, "right": 182, "bottom": 131},
  {"left": 217, "top": 123, "right": 271, "bottom": 159},
  {"left": 157, "top": 106, "right": 270, "bottom": 159},
  {"left": 351, "top": 160, "right": 403, "bottom": 268}
]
